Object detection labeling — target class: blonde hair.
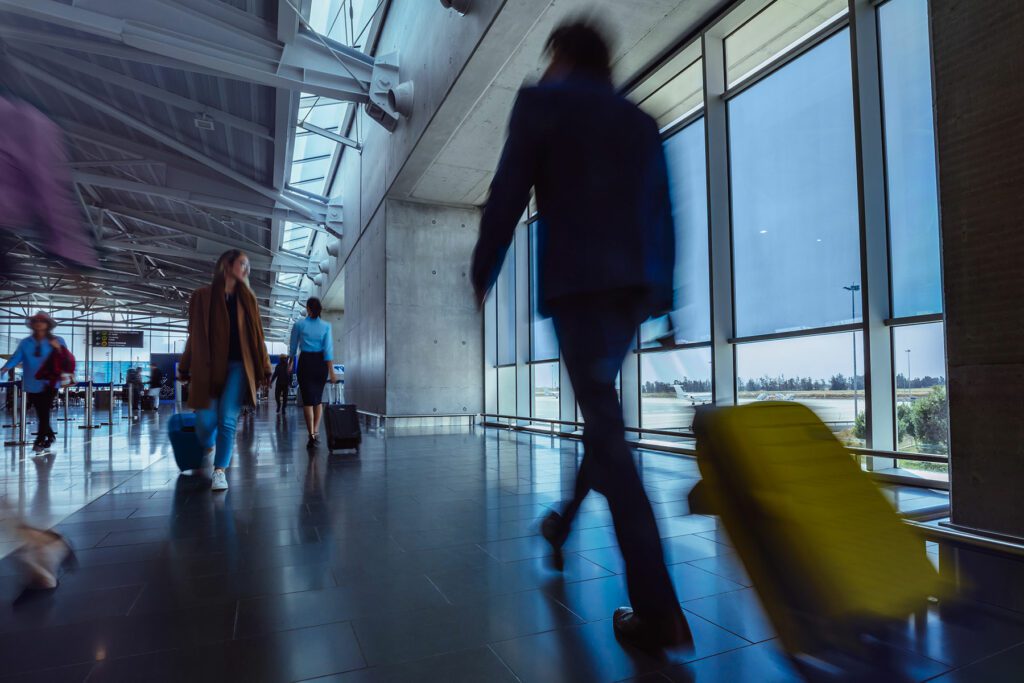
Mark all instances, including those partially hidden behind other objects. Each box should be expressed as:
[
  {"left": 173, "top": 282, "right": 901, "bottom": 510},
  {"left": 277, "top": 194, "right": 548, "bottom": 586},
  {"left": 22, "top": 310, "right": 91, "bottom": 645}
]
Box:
[{"left": 214, "top": 249, "right": 251, "bottom": 289}]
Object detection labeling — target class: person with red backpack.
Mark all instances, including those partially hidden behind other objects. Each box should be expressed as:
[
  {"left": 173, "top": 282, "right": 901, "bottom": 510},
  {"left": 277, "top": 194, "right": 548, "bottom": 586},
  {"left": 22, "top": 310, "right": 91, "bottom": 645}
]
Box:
[{"left": 0, "top": 312, "right": 72, "bottom": 453}]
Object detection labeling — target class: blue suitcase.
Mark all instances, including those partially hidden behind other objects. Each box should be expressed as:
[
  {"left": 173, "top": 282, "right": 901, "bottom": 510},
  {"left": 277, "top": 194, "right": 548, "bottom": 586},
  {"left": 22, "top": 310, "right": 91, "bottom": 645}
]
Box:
[{"left": 168, "top": 413, "right": 205, "bottom": 471}]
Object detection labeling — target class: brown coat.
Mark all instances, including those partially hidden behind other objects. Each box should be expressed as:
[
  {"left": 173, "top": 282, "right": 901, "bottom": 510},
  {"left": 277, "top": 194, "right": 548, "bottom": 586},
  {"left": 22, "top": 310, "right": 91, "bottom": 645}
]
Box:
[{"left": 179, "top": 281, "right": 271, "bottom": 410}]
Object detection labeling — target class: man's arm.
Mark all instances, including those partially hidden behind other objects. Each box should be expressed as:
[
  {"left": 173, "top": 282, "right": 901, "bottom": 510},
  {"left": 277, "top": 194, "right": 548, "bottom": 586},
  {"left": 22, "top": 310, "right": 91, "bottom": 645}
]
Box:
[
  {"left": 471, "top": 90, "right": 540, "bottom": 303},
  {"left": 1, "top": 340, "right": 25, "bottom": 373}
]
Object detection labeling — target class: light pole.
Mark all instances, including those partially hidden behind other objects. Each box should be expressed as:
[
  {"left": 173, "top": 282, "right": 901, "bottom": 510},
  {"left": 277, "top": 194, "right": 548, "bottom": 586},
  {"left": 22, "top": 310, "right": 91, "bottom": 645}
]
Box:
[
  {"left": 905, "top": 349, "right": 912, "bottom": 401},
  {"left": 843, "top": 284, "right": 861, "bottom": 423}
]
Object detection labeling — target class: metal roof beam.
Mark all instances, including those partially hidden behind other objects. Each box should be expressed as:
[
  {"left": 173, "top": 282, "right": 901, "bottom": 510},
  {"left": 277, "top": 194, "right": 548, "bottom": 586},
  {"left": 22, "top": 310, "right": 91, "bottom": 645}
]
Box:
[
  {"left": 101, "top": 207, "right": 313, "bottom": 272},
  {"left": 298, "top": 121, "right": 361, "bottom": 151},
  {"left": 100, "top": 240, "right": 311, "bottom": 275},
  {"left": 100, "top": 205, "right": 268, "bottom": 255},
  {"left": 7, "top": 55, "right": 322, "bottom": 223},
  {"left": 73, "top": 171, "right": 314, "bottom": 224},
  {"left": 68, "top": 159, "right": 166, "bottom": 170},
  {"left": 277, "top": 0, "right": 310, "bottom": 44},
  {"left": 0, "top": 0, "right": 374, "bottom": 102},
  {"left": 31, "top": 47, "right": 274, "bottom": 141}
]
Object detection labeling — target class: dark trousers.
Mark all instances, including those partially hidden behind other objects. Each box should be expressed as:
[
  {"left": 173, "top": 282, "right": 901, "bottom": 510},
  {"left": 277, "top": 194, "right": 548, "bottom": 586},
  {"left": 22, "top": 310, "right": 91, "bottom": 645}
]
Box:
[
  {"left": 551, "top": 293, "right": 680, "bottom": 619},
  {"left": 275, "top": 382, "right": 289, "bottom": 409},
  {"left": 28, "top": 387, "right": 56, "bottom": 440}
]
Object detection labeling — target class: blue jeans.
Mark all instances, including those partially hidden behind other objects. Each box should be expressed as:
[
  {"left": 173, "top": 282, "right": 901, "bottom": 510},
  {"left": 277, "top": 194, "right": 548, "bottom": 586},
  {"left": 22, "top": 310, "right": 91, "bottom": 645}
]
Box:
[{"left": 194, "top": 361, "right": 244, "bottom": 469}]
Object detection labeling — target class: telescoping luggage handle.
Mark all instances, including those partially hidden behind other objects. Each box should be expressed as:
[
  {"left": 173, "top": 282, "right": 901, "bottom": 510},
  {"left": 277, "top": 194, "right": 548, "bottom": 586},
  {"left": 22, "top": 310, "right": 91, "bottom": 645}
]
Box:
[{"left": 329, "top": 379, "right": 345, "bottom": 405}]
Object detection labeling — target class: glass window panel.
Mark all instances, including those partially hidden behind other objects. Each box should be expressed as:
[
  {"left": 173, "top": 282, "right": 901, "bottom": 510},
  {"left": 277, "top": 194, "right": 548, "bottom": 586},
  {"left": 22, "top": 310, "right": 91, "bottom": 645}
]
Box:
[
  {"left": 729, "top": 31, "right": 861, "bottom": 336},
  {"left": 298, "top": 99, "right": 345, "bottom": 129},
  {"left": 530, "top": 222, "right": 558, "bottom": 361},
  {"left": 640, "top": 347, "right": 712, "bottom": 433},
  {"left": 726, "top": 0, "right": 848, "bottom": 86},
  {"left": 735, "top": 331, "right": 865, "bottom": 445},
  {"left": 879, "top": 0, "right": 942, "bottom": 317},
  {"left": 309, "top": 1, "right": 344, "bottom": 34},
  {"left": 637, "top": 59, "right": 704, "bottom": 129},
  {"left": 289, "top": 156, "right": 332, "bottom": 186},
  {"left": 641, "top": 119, "right": 710, "bottom": 347},
  {"left": 496, "top": 241, "right": 515, "bottom": 366},
  {"left": 277, "top": 272, "right": 303, "bottom": 287},
  {"left": 894, "top": 323, "right": 948, "bottom": 465},
  {"left": 311, "top": 0, "right": 375, "bottom": 46},
  {"left": 483, "top": 286, "right": 496, "bottom": 368},
  {"left": 498, "top": 366, "right": 516, "bottom": 418},
  {"left": 485, "top": 366, "right": 497, "bottom": 414},
  {"left": 532, "top": 362, "right": 560, "bottom": 420}
]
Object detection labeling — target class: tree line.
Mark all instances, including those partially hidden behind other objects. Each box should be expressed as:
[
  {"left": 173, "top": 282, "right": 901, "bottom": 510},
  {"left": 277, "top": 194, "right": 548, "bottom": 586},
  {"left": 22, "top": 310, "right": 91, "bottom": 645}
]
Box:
[
  {"left": 736, "top": 374, "right": 866, "bottom": 392},
  {"left": 895, "top": 374, "right": 945, "bottom": 389},
  {"left": 643, "top": 373, "right": 946, "bottom": 395},
  {"left": 643, "top": 379, "right": 712, "bottom": 394}
]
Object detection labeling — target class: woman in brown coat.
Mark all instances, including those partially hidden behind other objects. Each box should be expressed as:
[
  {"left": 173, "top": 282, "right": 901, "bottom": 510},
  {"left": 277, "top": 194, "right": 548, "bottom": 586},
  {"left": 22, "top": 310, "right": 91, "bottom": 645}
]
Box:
[{"left": 179, "top": 250, "right": 271, "bottom": 491}]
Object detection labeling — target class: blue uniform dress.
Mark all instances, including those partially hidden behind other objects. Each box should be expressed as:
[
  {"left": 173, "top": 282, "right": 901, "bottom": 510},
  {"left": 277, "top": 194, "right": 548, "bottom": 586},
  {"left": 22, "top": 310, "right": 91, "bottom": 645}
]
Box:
[{"left": 288, "top": 317, "right": 334, "bottom": 406}]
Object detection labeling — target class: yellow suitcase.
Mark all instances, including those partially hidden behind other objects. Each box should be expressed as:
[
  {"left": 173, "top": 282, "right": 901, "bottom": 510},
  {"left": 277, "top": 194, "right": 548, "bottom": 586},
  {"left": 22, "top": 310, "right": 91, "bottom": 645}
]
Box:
[{"left": 691, "top": 402, "right": 947, "bottom": 666}]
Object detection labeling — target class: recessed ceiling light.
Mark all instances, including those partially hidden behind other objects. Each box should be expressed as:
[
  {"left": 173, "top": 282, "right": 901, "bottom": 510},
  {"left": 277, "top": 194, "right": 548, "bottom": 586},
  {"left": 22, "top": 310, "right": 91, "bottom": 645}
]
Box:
[{"left": 759, "top": 230, "right": 768, "bottom": 234}]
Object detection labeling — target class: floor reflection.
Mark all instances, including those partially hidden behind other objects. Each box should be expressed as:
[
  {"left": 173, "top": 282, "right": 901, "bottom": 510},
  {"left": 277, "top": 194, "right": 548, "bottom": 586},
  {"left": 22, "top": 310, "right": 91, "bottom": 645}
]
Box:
[{"left": 0, "top": 406, "right": 1017, "bottom": 681}]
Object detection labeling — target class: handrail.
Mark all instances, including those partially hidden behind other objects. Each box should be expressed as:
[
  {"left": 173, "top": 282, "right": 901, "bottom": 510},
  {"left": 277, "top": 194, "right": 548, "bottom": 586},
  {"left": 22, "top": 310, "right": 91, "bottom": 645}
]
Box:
[
  {"left": 848, "top": 447, "right": 948, "bottom": 464},
  {"left": 481, "top": 413, "right": 947, "bottom": 464},
  {"left": 480, "top": 413, "right": 695, "bottom": 440},
  {"left": 906, "top": 520, "right": 1024, "bottom": 558},
  {"left": 358, "top": 410, "right": 477, "bottom": 419}
]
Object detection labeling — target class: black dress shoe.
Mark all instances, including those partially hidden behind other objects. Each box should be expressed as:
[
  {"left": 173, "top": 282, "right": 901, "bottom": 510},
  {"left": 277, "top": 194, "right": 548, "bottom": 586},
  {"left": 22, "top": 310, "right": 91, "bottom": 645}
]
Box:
[
  {"left": 613, "top": 607, "right": 693, "bottom": 651},
  {"left": 540, "top": 511, "right": 569, "bottom": 571},
  {"left": 306, "top": 435, "right": 317, "bottom": 449}
]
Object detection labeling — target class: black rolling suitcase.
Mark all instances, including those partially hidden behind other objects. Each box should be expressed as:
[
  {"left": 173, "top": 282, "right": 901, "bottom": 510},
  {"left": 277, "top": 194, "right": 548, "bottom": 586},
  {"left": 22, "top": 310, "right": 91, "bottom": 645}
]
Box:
[{"left": 323, "top": 382, "right": 360, "bottom": 453}]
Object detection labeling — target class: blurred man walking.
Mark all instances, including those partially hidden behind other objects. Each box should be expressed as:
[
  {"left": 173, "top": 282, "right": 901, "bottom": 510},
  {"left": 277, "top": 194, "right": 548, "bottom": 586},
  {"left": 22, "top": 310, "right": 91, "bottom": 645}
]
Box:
[{"left": 471, "top": 19, "right": 689, "bottom": 650}]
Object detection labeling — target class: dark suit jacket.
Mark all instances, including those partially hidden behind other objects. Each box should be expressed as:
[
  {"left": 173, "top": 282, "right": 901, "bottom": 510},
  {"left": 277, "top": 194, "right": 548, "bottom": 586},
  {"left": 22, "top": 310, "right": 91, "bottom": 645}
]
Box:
[
  {"left": 471, "top": 75, "right": 675, "bottom": 318},
  {"left": 271, "top": 362, "right": 291, "bottom": 389}
]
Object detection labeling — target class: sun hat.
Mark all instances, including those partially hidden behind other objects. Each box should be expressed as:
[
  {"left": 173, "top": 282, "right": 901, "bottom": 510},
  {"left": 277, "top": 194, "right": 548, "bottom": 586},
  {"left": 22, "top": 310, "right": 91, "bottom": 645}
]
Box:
[{"left": 26, "top": 312, "right": 57, "bottom": 330}]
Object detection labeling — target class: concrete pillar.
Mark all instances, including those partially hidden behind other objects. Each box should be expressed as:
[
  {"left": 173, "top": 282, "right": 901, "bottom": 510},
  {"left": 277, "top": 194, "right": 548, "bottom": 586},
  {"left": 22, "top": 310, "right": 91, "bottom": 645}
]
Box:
[
  {"left": 340, "top": 209, "right": 387, "bottom": 414},
  {"left": 932, "top": 1, "right": 1024, "bottom": 538},
  {"left": 384, "top": 199, "right": 483, "bottom": 418},
  {"left": 322, "top": 309, "right": 345, "bottom": 372}
]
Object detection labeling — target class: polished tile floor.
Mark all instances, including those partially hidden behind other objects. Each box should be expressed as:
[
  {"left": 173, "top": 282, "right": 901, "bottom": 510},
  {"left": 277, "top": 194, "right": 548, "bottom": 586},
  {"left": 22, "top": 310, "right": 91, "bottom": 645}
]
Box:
[{"left": 0, "top": 405, "right": 1021, "bottom": 682}]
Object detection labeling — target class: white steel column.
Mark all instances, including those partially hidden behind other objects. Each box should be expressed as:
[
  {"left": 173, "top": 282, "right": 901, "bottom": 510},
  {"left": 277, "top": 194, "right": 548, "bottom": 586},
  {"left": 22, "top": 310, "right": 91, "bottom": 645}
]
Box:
[
  {"left": 850, "top": 0, "right": 897, "bottom": 462},
  {"left": 514, "top": 224, "right": 531, "bottom": 425},
  {"left": 702, "top": 31, "right": 736, "bottom": 407}
]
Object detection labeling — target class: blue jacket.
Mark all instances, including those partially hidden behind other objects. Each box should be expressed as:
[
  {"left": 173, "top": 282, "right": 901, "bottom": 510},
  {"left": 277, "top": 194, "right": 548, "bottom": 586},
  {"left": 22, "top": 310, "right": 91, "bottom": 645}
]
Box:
[
  {"left": 471, "top": 76, "right": 675, "bottom": 317},
  {"left": 1, "top": 335, "right": 67, "bottom": 394}
]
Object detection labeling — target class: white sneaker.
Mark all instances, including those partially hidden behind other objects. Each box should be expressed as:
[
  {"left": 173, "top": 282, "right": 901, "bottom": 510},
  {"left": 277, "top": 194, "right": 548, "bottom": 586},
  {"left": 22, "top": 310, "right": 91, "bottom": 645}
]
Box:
[{"left": 211, "top": 469, "right": 228, "bottom": 492}]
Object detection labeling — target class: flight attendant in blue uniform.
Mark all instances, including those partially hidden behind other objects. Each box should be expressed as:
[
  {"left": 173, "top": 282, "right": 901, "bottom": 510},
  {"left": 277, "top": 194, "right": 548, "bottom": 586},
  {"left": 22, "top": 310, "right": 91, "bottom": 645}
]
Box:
[{"left": 289, "top": 297, "right": 336, "bottom": 450}]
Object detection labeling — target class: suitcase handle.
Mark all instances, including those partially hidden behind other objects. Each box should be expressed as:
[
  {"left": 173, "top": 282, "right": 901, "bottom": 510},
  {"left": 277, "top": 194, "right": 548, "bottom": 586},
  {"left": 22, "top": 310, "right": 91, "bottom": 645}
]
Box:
[{"left": 328, "top": 379, "right": 345, "bottom": 406}]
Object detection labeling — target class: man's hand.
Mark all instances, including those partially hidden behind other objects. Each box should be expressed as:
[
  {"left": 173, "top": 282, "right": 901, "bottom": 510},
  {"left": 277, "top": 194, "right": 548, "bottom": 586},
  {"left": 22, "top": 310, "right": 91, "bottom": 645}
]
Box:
[
  {"left": 329, "top": 370, "right": 338, "bottom": 384},
  {"left": 49, "top": 339, "right": 62, "bottom": 350}
]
